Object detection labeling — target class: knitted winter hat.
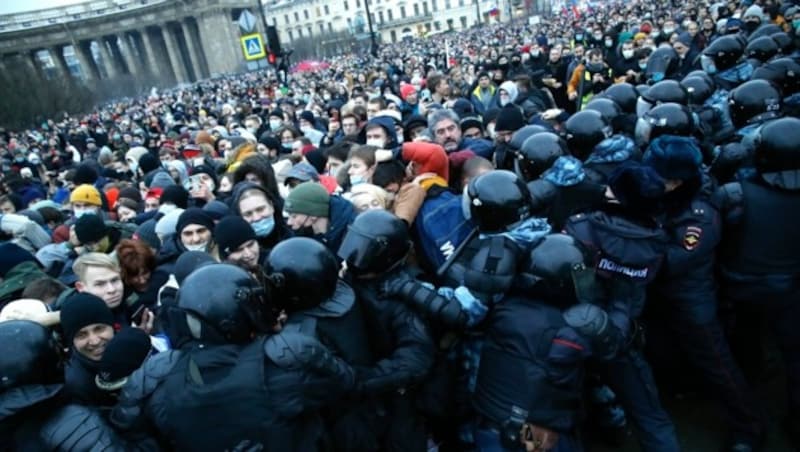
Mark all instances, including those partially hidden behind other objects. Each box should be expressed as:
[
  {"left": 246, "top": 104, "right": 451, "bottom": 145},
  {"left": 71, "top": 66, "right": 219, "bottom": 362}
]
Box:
[
  {"left": 401, "top": 141, "right": 450, "bottom": 181},
  {"left": 215, "top": 216, "right": 257, "bottom": 259},
  {"left": 284, "top": 182, "right": 330, "bottom": 218},
  {"left": 74, "top": 214, "right": 108, "bottom": 244},
  {"left": 60, "top": 293, "right": 114, "bottom": 341},
  {"left": 95, "top": 327, "right": 152, "bottom": 391},
  {"left": 176, "top": 208, "right": 215, "bottom": 235},
  {"left": 70, "top": 184, "right": 102, "bottom": 207}
]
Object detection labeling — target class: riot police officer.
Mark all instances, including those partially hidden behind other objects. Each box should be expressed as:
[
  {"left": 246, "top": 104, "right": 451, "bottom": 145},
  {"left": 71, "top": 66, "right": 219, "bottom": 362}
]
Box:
[
  {"left": 515, "top": 132, "right": 567, "bottom": 183},
  {"left": 338, "top": 210, "right": 436, "bottom": 451},
  {"left": 717, "top": 117, "right": 800, "bottom": 448},
  {"left": 472, "top": 234, "right": 629, "bottom": 451},
  {"left": 565, "top": 161, "right": 680, "bottom": 452},
  {"left": 266, "top": 237, "right": 377, "bottom": 451},
  {"left": 702, "top": 36, "right": 753, "bottom": 143},
  {"left": 642, "top": 135, "right": 766, "bottom": 451},
  {"left": 110, "top": 264, "right": 355, "bottom": 451},
  {"left": 602, "top": 82, "right": 639, "bottom": 137}
]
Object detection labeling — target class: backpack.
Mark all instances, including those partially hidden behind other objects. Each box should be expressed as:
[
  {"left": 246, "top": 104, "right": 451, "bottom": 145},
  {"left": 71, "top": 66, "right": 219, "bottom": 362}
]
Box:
[{"left": 413, "top": 186, "right": 475, "bottom": 274}]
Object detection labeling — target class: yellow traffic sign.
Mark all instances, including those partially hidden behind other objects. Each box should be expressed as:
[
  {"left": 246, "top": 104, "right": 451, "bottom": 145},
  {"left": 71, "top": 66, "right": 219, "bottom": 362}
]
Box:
[{"left": 240, "top": 33, "right": 266, "bottom": 61}]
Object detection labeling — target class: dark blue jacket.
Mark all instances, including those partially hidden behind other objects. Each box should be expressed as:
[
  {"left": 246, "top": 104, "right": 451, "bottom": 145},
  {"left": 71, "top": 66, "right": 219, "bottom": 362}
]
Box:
[{"left": 321, "top": 195, "right": 357, "bottom": 256}]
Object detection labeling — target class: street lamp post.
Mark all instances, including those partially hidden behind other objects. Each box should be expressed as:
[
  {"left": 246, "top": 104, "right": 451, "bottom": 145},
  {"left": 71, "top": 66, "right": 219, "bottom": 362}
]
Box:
[{"left": 364, "top": 0, "right": 378, "bottom": 57}]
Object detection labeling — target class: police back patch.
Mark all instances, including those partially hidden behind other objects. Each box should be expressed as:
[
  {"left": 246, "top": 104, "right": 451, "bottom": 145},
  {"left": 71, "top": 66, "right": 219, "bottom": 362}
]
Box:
[{"left": 683, "top": 226, "right": 702, "bottom": 251}]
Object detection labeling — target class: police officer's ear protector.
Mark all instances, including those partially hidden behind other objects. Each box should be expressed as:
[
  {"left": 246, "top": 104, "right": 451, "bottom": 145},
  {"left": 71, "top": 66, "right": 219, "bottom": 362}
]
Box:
[
  {"left": 265, "top": 272, "right": 303, "bottom": 312},
  {"left": 234, "top": 284, "right": 274, "bottom": 334}
]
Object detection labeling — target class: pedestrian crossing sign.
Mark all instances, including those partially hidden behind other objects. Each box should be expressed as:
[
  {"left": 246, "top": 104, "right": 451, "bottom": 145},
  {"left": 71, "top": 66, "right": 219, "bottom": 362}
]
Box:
[{"left": 240, "top": 33, "right": 266, "bottom": 61}]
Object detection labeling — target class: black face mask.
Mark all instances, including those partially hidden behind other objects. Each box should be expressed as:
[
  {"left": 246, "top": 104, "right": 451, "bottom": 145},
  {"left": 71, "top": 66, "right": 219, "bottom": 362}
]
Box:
[
  {"left": 295, "top": 226, "right": 317, "bottom": 238},
  {"left": 586, "top": 62, "right": 604, "bottom": 73},
  {"left": 744, "top": 20, "right": 760, "bottom": 33}
]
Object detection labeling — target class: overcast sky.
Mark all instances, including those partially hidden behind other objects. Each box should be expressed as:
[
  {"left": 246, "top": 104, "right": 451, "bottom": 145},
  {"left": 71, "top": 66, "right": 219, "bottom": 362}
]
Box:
[{"left": 0, "top": 0, "right": 86, "bottom": 15}]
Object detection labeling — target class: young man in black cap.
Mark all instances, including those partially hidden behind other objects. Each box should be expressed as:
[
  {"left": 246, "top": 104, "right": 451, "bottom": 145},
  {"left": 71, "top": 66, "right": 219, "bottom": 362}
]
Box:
[
  {"left": 215, "top": 215, "right": 262, "bottom": 272},
  {"left": 61, "top": 292, "right": 118, "bottom": 406}
]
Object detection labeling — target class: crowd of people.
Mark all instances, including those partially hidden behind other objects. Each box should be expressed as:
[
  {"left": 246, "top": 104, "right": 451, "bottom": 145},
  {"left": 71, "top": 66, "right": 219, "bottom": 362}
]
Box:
[{"left": 1, "top": 0, "right": 800, "bottom": 450}]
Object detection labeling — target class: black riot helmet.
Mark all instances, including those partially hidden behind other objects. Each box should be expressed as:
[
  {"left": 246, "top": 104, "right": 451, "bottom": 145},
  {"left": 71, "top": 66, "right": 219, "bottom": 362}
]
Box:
[
  {"left": 754, "top": 117, "right": 800, "bottom": 189},
  {"left": 465, "top": 170, "right": 532, "bottom": 232},
  {"left": 338, "top": 210, "right": 411, "bottom": 277},
  {"left": 771, "top": 32, "right": 794, "bottom": 56},
  {"left": 509, "top": 124, "right": 548, "bottom": 150},
  {"left": 0, "top": 320, "right": 61, "bottom": 391},
  {"left": 523, "top": 233, "right": 593, "bottom": 303},
  {"left": 603, "top": 82, "right": 639, "bottom": 114},
  {"left": 728, "top": 79, "right": 782, "bottom": 128},
  {"left": 745, "top": 36, "right": 780, "bottom": 63},
  {"left": 266, "top": 237, "right": 339, "bottom": 313},
  {"left": 747, "top": 23, "right": 783, "bottom": 42},
  {"left": 516, "top": 132, "right": 567, "bottom": 182},
  {"left": 644, "top": 46, "right": 679, "bottom": 84},
  {"left": 702, "top": 35, "right": 745, "bottom": 73},
  {"left": 585, "top": 97, "right": 622, "bottom": 126},
  {"left": 178, "top": 264, "right": 272, "bottom": 344},
  {"left": 564, "top": 110, "right": 612, "bottom": 160},
  {"left": 685, "top": 70, "right": 716, "bottom": 88},
  {"left": 755, "top": 57, "right": 800, "bottom": 95},
  {"left": 681, "top": 76, "right": 716, "bottom": 106},
  {"left": 635, "top": 103, "right": 694, "bottom": 146},
  {"left": 638, "top": 79, "right": 689, "bottom": 117}
]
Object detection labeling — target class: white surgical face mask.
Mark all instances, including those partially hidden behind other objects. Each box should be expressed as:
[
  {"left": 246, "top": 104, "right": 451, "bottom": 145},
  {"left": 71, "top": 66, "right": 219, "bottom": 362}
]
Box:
[
  {"left": 622, "top": 49, "right": 635, "bottom": 59},
  {"left": 366, "top": 138, "right": 385, "bottom": 148},
  {"left": 73, "top": 208, "right": 97, "bottom": 219},
  {"left": 184, "top": 241, "right": 209, "bottom": 252},
  {"left": 269, "top": 119, "right": 281, "bottom": 130}
]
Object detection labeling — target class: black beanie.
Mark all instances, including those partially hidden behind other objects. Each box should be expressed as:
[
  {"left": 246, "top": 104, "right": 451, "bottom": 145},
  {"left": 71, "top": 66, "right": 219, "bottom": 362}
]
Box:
[
  {"left": 160, "top": 185, "right": 189, "bottom": 209},
  {"left": 176, "top": 208, "right": 215, "bottom": 235},
  {"left": 73, "top": 164, "right": 99, "bottom": 186},
  {"left": 74, "top": 214, "right": 108, "bottom": 244},
  {"left": 138, "top": 153, "right": 161, "bottom": 174},
  {"left": 269, "top": 107, "right": 284, "bottom": 120},
  {"left": 483, "top": 107, "right": 501, "bottom": 128},
  {"left": 60, "top": 293, "right": 115, "bottom": 341},
  {"left": 96, "top": 327, "right": 152, "bottom": 390},
  {"left": 191, "top": 164, "right": 219, "bottom": 188},
  {"left": 259, "top": 135, "right": 281, "bottom": 151},
  {"left": 215, "top": 216, "right": 257, "bottom": 259},
  {"left": 174, "top": 251, "right": 217, "bottom": 284},
  {"left": 494, "top": 105, "right": 525, "bottom": 132},
  {"left": 118, "top": 186, "right": 143, "bottom": 204},
  {"left": 0, "top": 243, "right": 37, "bottom": 277}
]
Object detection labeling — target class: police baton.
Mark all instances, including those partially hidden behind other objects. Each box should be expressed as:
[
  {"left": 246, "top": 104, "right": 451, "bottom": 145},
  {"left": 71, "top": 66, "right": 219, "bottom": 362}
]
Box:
[{"left": 435, "top": 227, "right": 479, "bottom": 280}]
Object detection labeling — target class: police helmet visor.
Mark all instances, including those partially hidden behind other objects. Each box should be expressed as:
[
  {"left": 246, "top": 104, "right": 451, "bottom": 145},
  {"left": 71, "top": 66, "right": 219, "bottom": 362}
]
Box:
[
  {"left": 636, "top": 97, "right": 654, "bottom": 118},
  {"left": 338, "top": 227, "right": 387, "bottom": 273},
  {"left": 634, "top": 117, "right": 655, "bottom": 146}
]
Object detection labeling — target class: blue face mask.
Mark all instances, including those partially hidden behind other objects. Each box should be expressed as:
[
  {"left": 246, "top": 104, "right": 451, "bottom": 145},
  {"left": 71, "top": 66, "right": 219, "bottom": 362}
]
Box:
[
  {"left": 349, "top": 174, "right": 366, "bottom": 186},
  {"left": 251, "top": 216, "right": 275, "bottom": 237},
  {"left": 282, "top": 143, "right": 293, "bottom": 151},
  {"left": 794, "top": 19, "right": 800, "bottom": 29}
]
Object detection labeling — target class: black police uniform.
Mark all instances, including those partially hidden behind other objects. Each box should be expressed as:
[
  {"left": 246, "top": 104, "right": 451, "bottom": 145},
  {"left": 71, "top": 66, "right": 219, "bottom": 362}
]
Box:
[
  {"left": 566, "top": 207, "right": 680, "bottom": 452},
  {"left": 110, "top": 331, "right": 355, "bottom": 452},
  {"left": 647, "top": 174, "right": 764, "bottom": 444}
]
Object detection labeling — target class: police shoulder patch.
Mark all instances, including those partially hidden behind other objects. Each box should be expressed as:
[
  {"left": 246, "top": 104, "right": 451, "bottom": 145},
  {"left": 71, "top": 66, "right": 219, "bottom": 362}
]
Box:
[{"left": 683, "top": 226, "right": 702, "bottom": 251}]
